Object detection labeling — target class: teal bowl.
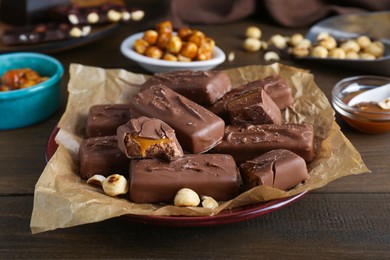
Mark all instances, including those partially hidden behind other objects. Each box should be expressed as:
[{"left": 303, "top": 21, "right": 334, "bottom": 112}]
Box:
[{"left": 0, "top": 52, "right": 64, "bottom": 130}]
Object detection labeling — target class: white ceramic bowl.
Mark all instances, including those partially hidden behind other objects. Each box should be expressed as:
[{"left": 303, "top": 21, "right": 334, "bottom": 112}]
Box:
[{"left": 120, "top": 32, "right": 226, "bottom": 73}]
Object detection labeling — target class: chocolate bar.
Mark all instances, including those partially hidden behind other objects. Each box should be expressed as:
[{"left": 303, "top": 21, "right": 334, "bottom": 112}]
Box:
[
  {"left": 128, "top": 84, "right": 225, "bottom": 154},
  {"left": 128, "top": 154, "right": 240, "bottom": 203},
  {"left": 79, "top": 135, "right": 130, "bottom": 180},
  {"left": 209, "top": 123, "right": 315, "bottom": 164},
  {"left": 117, "top": 116, "right": 183, "bottom": 161},
  {"left": 226, "top": 88, "right": 282, "bottom": 125},
  {"left": 85, "top": 104, "right": 131, "bottom": 138},
  {"left": 208, "top": 75, "right": 294, "bottom": 120},
  {"left": 141, "top": 70, "right": 232, "bottom": 106},
  {"left": 2, "top": 23, "right": 90, "bottom": 46},
  {"left": 240, "top": 149, "right": 309, "bottom": 191}
]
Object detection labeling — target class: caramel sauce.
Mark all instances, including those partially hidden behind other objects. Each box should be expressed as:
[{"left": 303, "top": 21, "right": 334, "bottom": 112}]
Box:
[
  {"left": 132, "top": 135, "right": 171, "bottom": 156},
  {"left": 342, "top": 92, "right": 390, "bottom": 134}
]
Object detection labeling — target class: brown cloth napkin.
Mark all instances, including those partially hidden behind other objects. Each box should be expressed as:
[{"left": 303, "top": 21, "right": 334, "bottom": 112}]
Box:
[{"left": 152, "top": 0, "right": 390, "bottom": 28}]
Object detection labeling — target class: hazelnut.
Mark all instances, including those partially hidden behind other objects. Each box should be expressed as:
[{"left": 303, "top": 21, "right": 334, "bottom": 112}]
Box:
[
  {"left": 316, "top": 32, "right": 331, "bottom": 41},
  {"left": 245, "top": 26, "right": 262, "bottom": 39},
  {"left": 378, "top": 97, "right": 390, "bottom": 110},
  {"left": 188, "top": 30, "right": 206, "bottom": 47},
  {"left": 102, "top": 174, "right": 128, "bottom": 197},
  {"left": 201, "top": 196, "right": 218, "bottom": 209},
  {"left": 345, "top": 51, "right": 359, "bottom": 59},
  {"left": 174, "top": 188, "right": 200, "bottom": 207},
  {"left": 87, "top": 12, "right": 99, "bottom": 24},
  {"left": 228, "top": 51, "right": 235, "bottom": 62},
  {"left": 69, "top": 27, "right": 83, "bottom": 38},
  {"left": 167, "top": 35, "right": 183, "bottom": 54},
  {"left": 130, "top": 10, "right": 145, "bottom": 21},
  {"left": 68, "top": 14, "right": 79, "bottom": 25},
  {"left": 340, "top": 40, "right": 360, "bottom": 53},
  {"left": 329, "top": 48, "right": 346, "bottom": 59},
  {"left": 360, "top": 52, "right": 376, "bottom": 60},
  {"left": 177, "top": 27, "right": 193, "bottom": 41},
  {"left": 87, "top": 175, "right": 106, "bottom": 186},
  {"left": 318, "top": 36, "right": 337, "bottom": 50},
  {"left": 143, "top": 30, "right": 159, "bottom": 45},
  {"left": 357, "top": 35, "right": 371, "bottom": 48},
  {"left": 243, "top": 37, "right": 261, "bottom": 52},
  {"left": 291, "top": 46, "right": 310, "bottom": 58},
  {"left": 296, "top": 39, "right": 312, "bottom": 49},
  {"left": 107, "top": 9, "right": 121, "bottom": 22},
  {"left": 162, "top": 53, "right": 178, "bottom": 61},
  {"left": 133, "top": 38, "right": 149, "bottom": 54},
  {"left": 180, "top": 42, "right": 198, "bottom": 59},
  {"left": 269, "top": 34, "right": 287, "bottom": 49},
  {"left": 156, "top": 20, "right": 173, "bottom": 35},
  {"left": 290, "top": 33, "right": 304, "bottom": 46},
  {"left": 311, "top": 45, "right": 328, "bottom": 58},
  {"left": 121, "top": 11, "right": 131, "bottom": 22},
  {"left": 264, "top": 51, "right": 280, "bottom": 61},
  {"left": 364, "top": 41, "right": 384, "bottom": 58},
  {"left": 145, "top": 46, "right": 164, "bottom": 59},
  {"left": 177, "top": 54, "right": 192, "bottom": 62}
]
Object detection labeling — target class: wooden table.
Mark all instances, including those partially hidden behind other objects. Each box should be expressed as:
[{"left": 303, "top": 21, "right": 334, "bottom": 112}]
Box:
[{"left": 1, "top": 3, "right": 389, "bottom": 258}]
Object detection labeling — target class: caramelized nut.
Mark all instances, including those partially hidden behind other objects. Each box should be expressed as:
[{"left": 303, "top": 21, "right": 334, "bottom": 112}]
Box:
[
  {"left": 145, "top": 46, "right": 164, "bottom": 59},
  {"left": 156, "top": 33, "right": 172, "bottom": 50},
  {"left": 167, "top": 35, "right": 183, "bottom": 54},
  {"left": 180, "top": 42, "right": 198, "bottom": 59},
  {"left": 156, "top": 20, "right": 173, "bottom": 35},
  {"left": 163, "top": 53, "right": 178, "bottom": 61},
  {"left": 133, "top": 38, "right": 149, "bottom": 54},
  {"left": 143, "top": 30, "right": 159, "bottom": 45},
  {"left": 188, "top": 30, "right": 206, "bottom": 47},
  {"left": 177, "top": 27, "right": 193, "bottom": 41}
]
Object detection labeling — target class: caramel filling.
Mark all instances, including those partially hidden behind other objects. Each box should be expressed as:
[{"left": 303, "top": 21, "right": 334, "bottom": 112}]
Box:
[{"left": 131, "top": 135, "right": 171, "bottom": 157}]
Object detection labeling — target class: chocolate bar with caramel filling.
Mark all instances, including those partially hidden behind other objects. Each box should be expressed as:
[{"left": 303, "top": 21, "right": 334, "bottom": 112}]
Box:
[
  {"left": 208, "top": 75, "right": 294, "bottom": 120},
  {"left": 85, "top": 104, "right": 131, "bottom": 138},
  {"left": 240, "top": 149, "right": 309, "bottom": 191},
  {"left": 141, "top": 70, "right": 232, "bottom": 106},
  {"left": 209, "top": 123, "right": 315, "bottom": 164},
  {"left": 128, "top": 154, "right": 240, "bottom": 203},
  {"left": 226, "top": 88, "right": 282, "bottom": 125},
  {"left": 128, "top": 84, "right": 225, "bottom": 154},
  {"left": 117, "top": 116, "right": 183, "bottom": 161},
  {"left": 79, "top": 135, "right": 130, "bottom": 180}
]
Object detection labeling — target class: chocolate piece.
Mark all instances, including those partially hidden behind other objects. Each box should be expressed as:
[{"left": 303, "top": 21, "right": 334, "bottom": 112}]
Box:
[
  {"left": 226, "top": 88, "right": 282, "bottom": 125},
  {"left": 129, "top": 154, "right": 240, "bottom": 203},
  {"left": 85, "top": 104, "right": 131, "bottom": 138},
  {"left": 141, "top": 70, "right": 232, "bottom": 106},
  {"left": 128, "top": 84, "right": 225, "bottom": 154},
  {"left": 117, "top": 116, "right": 183, "bottom": 161},
  {"left": 79, "top": 135, "right": 130, "bottom": 180},
  {"left": 208, "top": 75, "right": 294, "bottom": 120},
  {"left": 240, "top": 149, "right": 309, "bottom": 191},
  {"left": 209, "top": 123, "right": 315, "bottom": 164}
]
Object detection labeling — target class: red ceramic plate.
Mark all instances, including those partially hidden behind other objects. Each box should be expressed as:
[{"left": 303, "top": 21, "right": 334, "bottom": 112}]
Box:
[{"left": 46, "top": 126, "right": 307, "bottom": 227}]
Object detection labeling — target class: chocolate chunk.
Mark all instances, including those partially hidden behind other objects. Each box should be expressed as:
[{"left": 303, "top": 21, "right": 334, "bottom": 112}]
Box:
[
  {"left": 208, "top": 75, "right": 294, "bottom": 120},
  {"left": 240, "top": 149, "right": 309, "bottom": 191},
  {"left": 128, "top": 84, "right": 225, "bottom": 154},
  {"left": 141, "top": 70, "right": 232, "bottom": 106},
  {"left": 226, "top": 88, "right": 282, "bottom": 125},
  {"left": 209, "top": 123, "right": 315, "bottom": 164},
  {"left": 128, "top": 154, "right": 240, "bottom": 203},
  {"left": 117, "top": 116, "right": 183, "bottom": 161},
  {"left": 85, "top": 104, "right": 131, "bottom": 138},
  {"left": 79, "top": 135, "right": 130, "bottom": 180}
]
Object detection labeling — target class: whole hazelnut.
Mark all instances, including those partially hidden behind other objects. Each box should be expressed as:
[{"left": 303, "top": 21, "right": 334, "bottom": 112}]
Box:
[
  {"left": 269, "top": 34, "right": 287, "bottom": 49},
  {"left": 243, "top": 37, "right": 261, "bottom": 52},
  {"left": 311, "top": 45, "right": 328, "bottom": 58},
  {"left": 245, "top": 26, "right": 262, "bottom": 39},
  {"left": 364, "top": 41, "right": 385, "bottom": 58}
]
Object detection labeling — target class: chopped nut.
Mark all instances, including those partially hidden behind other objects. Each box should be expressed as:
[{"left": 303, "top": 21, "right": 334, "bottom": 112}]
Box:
[
  {"left": 269, "top": 34, "right": 287, "bottom": 49},
  {"left": 201, "top": 196, "right": 218, "bottom": 209},
  {"left": 311, "top": 45, "right": 328, "bottom": 58},
  {"left": 378, "top": 97, "right": 390, "bottom": 110},
  {"left": 102, "top": 174, "right": 128, "bottom": 196},
  {"left": 329, "top": 48, "right": 346, "bottom": 59},
  {"left": 228, "top": 51, "right": 235, "bottom": 62},
  {"left": 364, "top": 41, "right": 385, "bottom": 58},
  {"left": 243, "top": 37, "right": 261, "bottom": 52},
  {"left": 174, "top": 188, "right": 200, "bottom": 207},
  {"left": 245, "top": 26, "right": 262, "bottom": 39},
  {"left": 87, "top": 174, "right": 106, "bottom": 186},
  {"left": 264, "top": 51, "right": 280, "bottom": 61}
]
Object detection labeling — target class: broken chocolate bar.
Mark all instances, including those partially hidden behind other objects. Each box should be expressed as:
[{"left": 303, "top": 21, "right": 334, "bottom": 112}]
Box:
[
  {"left": 79, "top": 135, "right": 130, "bottom": 180},
  {"left": 85, "top": 104, "right": 131, "bottom": 138},
  {"left": 141, "top": 70, "right": 232, "bottom": 106},
  {"left": 208, "top": 75, "right": 294, "bottom": 120},
  {"left": 209, "top": 123, "right": 315, "bottom": 164},
  {"left": 240, "top": 149, "right": 309, "bottom": 191},
  {"left": 128, "top": 154, "right": 240, "bottom": 203},
  {"left": 117, "top": 116, "right": 183, "bottom": 161},
  {"left": 128, "top": 84, "right": 225, "bottom": 154},
  {"left": 226, "top": 88, "right": 282, "bottom": 125}
]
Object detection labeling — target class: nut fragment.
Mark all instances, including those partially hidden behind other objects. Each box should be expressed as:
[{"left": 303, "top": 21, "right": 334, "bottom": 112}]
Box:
[
  {"left": 201, "top": 196, "right": 218, "bottom": 209},
  {"left": 378, "top": 97, "right": 390, "bottom": 110},
  {"left": 264, "top": 51, "right": 280, "bottom": 61},
  {"left": 243, "top": 37, "right": 261, "bottom": 52},
  {"left": 228, "top": 51, "right": 235, "bottom": 62},
  {"left": 245, "top": 26, "right": 262, "bottom": 39},
  {"left": 174, "top": 188, "right": 200, "bottom": 207},
  {"left": 87, "top": 174, "right": 106, "bottom": 186},
  {"left": 102, "top": 174, "right": 129, "bottom": 196}
]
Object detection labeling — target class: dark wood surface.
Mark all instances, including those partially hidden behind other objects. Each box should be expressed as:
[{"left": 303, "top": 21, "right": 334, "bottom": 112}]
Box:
[{"left": 1, "top": 2, "right": 390, "bottom": 258}]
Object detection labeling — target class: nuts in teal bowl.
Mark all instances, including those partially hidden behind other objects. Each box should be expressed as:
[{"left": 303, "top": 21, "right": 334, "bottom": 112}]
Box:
[{"left": 0, "top": 52, "right": 64, "bottom": 130}]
